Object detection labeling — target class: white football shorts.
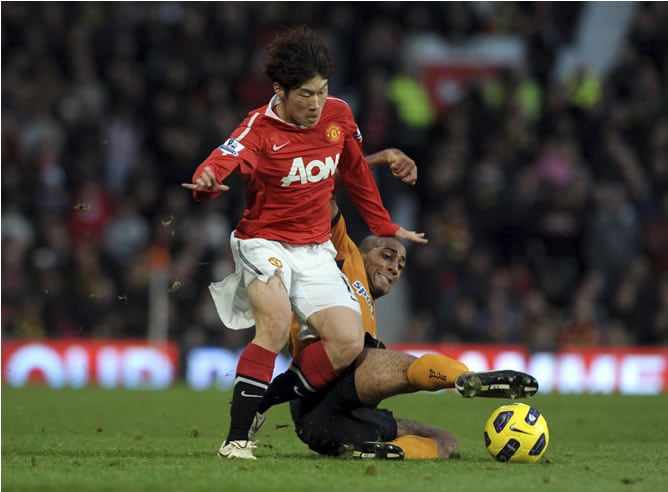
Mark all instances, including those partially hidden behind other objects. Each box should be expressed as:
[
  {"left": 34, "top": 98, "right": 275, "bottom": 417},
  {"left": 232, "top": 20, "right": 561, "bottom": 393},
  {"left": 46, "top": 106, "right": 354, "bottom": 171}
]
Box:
[{"left": 209, "top": 230, "right": 360, "bottom": 330}]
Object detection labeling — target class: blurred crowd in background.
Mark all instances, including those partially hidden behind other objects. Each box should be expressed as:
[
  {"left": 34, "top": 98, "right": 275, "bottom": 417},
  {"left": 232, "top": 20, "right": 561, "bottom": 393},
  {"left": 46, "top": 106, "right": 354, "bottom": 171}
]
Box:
[{"left": 2, "top": 2, "right": 668, "bottom": 353}]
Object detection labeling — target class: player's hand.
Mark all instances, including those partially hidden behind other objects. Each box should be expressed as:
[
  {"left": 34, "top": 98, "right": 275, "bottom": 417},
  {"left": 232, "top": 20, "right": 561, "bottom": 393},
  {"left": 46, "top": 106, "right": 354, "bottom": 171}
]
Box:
[
  {"left": 395, "top": 226, "right": 428, "bottom": 244},
  {"left": 181, "top": 166, "right": 230, "bottom": 193},
  {"left": 386, "top": 148, "right": 417, "bottom": 186}
]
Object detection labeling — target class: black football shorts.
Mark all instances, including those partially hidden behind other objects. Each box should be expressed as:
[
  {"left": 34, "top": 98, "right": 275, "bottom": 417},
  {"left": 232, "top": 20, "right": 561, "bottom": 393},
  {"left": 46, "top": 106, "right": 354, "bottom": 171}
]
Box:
[{"left": 289, "top": 339, "right": 397, "bottom": 456}]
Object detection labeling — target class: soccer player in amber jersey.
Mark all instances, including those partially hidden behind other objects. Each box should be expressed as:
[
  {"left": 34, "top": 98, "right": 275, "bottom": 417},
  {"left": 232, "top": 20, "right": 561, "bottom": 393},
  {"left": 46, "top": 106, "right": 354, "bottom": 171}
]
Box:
[
  {"left": 253, "top": 149, "right": 539, "bottom": 460},
  {"left": 182, "top": 26, "right": 426, "bottom": 460}
]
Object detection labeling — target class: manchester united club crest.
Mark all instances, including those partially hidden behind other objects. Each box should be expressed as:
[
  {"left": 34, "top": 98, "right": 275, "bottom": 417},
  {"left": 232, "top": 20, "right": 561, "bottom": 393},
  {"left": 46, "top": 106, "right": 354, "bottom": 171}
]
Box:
[
  {"left": 325, "top": 125, "right": 341, "bottom": 143},
  {"left": 268, "top": 257, "right": 283, "bottom": 268}
]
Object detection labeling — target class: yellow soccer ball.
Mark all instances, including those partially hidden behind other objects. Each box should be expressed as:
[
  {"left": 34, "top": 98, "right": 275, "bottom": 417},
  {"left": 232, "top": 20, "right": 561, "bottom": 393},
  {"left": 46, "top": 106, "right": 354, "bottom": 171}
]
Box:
[{"left": 483, "top": 402, "right": 549, "bottom": 463}]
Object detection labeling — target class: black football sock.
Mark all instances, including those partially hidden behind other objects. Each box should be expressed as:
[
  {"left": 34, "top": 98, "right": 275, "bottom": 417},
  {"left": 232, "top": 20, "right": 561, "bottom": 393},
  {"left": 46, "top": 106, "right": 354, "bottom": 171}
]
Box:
[
  {"left": 256, "top": 365, "right": 309, "bottom": 415},
  {"left": 226, "top": 377, "right": 268, "bottom": 441},
  {"left": 225, "top": 343, "right": 275, "bottom": 442}
]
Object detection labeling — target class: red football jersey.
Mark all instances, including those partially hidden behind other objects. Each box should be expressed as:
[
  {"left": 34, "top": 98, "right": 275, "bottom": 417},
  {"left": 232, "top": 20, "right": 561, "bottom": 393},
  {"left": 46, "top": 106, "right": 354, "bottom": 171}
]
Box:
[{"left": 191, "top": 96, "right": 399, "bottom": 244}]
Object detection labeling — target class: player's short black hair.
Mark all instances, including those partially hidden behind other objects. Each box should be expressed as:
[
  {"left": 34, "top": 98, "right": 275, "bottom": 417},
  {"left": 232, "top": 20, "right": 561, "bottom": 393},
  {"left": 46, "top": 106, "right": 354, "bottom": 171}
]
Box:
[{"left": 264, "top": 25, "right": 335, "bottom": 91}]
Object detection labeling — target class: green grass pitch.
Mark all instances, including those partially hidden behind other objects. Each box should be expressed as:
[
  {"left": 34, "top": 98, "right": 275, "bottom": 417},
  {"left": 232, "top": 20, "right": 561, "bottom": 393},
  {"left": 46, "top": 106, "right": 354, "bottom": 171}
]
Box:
[{"left": 2, "top": 385, "right": 667, "bottom": 492}]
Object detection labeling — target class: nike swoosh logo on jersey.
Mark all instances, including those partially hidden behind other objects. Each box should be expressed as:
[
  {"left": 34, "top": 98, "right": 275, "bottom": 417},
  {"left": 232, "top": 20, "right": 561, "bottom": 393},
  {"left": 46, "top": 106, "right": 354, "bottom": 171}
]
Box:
[
  {"left": 240, "top": 390, "right": 263, "bottom": 398},
  {"left": 272, "top": 141, "right": 290, "bottom": 151}
]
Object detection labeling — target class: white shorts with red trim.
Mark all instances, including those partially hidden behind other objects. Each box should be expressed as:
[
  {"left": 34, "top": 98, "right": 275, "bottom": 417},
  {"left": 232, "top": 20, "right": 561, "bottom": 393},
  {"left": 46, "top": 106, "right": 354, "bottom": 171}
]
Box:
[{"left": 209, "top": 230, "right": 360, "bottom": 330}]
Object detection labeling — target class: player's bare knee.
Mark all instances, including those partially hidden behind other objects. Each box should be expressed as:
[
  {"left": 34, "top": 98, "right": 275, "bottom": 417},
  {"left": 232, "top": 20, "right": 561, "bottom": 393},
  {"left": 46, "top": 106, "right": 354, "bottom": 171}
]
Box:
[
  {"left": 308, "top": 306, "right": 364, "bottom": 367},
  {"left": 325, "top": 333, "right": 364, "bottom": 369},
  {"left": 341, "top": 334, "right": 364, "bottom": 365}
]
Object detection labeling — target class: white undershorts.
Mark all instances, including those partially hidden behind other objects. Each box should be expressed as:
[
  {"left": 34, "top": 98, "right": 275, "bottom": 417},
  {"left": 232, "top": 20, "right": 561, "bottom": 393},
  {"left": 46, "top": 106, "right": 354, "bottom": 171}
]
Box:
[{"left": 209, "top": 230, "right": 360, "bottom": 330}]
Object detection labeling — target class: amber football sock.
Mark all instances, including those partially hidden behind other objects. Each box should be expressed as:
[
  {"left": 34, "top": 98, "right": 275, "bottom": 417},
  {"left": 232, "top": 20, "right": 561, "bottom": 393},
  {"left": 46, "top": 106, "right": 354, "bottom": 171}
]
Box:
[
  {"left": 406, "top": 354, "right": 470, "bottom": 391},
  {"left": 389, "top": 435, "right": 439, "bottom": 460}
]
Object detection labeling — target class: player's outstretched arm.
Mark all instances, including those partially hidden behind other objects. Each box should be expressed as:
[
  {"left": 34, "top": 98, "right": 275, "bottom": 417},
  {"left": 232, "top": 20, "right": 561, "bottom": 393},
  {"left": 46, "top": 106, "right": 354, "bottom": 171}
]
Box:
[
  {"left": 181, "top": 165, "right": 230, "bottom": 193},
  {"left": 334, "top": 148, "right": 418, "bottom": 191},
  {"left": 366, "top": 148, "right": 417, "bottom": 186},
  {"left": 365, "top": 149, "right": 424, "bottom": 243}
]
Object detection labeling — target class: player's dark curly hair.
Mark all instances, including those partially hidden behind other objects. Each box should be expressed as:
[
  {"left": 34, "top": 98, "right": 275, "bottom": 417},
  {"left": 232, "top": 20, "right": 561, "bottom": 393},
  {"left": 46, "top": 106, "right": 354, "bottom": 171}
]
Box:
[{"left": 264, "top": 25, "right": 335, "bottom": 92}]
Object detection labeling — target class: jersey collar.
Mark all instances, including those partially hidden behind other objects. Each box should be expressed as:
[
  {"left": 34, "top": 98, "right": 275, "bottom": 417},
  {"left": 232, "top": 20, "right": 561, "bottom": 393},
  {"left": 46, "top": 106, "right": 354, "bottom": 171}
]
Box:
[{"left": 266, "top": 94, "right": 306, "bottom": 128}]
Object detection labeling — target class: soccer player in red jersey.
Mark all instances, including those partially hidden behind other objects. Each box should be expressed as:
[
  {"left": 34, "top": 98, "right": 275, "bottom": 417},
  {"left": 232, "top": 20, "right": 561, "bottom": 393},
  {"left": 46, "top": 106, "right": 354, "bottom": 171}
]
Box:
[{"left": 182, "top": 26, "right": 426, "bottom": 459}]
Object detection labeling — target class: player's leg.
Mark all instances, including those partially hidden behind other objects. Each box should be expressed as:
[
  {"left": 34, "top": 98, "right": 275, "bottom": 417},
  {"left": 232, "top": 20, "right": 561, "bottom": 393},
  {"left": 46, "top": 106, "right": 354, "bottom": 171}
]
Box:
[
  {"left": 371, "top": 348, "right": 539, "bottom": 399},
  {"left": 217, "top": 236, "right": 294, "bottom": 459},
  {"left": 389, "top": 419, "right": 460, "bottom": 459},
  {"left": 406, "top": 353, "right": 469, "bottom": 390},
  {"left": 353, "top": 349, "right": 539, "bottom": 401},
  {"left": 351, "top": 349, "right": 414, "bottom": 405},
  {"left": 307, "top": 305, "right": 365, "bottom": 368},
  {"left": 219, "top": 275, "right": 291, "bottom": 459},
  {"left": 353, "top": 349, "right": 469, "bottom": 405},
  {"left": 222, "top": 275, "right": 290, "bottom": 425}
]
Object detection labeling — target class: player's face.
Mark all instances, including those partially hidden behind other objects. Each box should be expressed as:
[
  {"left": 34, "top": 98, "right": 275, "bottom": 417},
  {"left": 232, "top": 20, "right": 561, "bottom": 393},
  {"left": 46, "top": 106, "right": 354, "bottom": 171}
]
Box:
[
  {"left": 276, "top": 76, "right": 328, "bottom": 128},
  {"left": 363, "top": 239, "right": 407, "bottom": 299}
]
